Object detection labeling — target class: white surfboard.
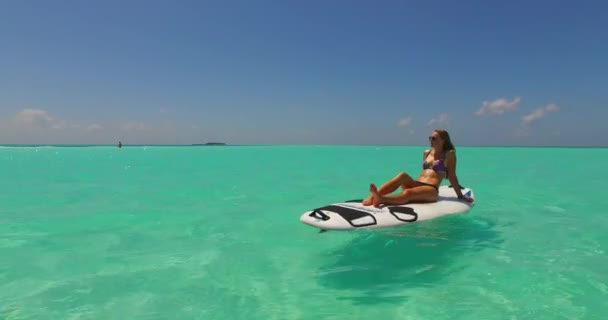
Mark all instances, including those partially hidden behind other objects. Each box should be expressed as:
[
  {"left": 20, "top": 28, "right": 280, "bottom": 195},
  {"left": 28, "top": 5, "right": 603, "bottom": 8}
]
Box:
[{"left": 299, "top": 185, "right": 475, "bottom": 231}]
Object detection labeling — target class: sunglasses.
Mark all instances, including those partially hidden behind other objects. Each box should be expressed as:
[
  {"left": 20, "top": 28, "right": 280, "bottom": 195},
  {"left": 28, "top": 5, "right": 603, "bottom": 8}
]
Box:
[{"left": 428, "top": 136, "right": 438, "bottom": 141}]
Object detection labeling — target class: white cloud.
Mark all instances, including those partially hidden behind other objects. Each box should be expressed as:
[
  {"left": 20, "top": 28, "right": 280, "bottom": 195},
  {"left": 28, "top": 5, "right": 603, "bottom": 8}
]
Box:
[
  {"left": 428, "top": 113, "right": 449, "bottom": 126},
  {"left": 121, "top": 121, "right": 145, "bottom": 131},
  {"left": 521, "top": 103, "right": 560, "bottom": 125},
  {"left": 545, "top": 103, "right": 560, "bottom": 112},
  {"left": 51, "top": 121, "right": 66, "bottom": 130},
  {"left": 0, "top": 108, "right": 68, "bottom": 132},
  {"left": 13, "top": 109, "right": 55, "bottom": 128},
  {"left": 6, "top": 108, "right": 103, "bottom": 133},
  {"left": 0, "top": 108, "right": 204, "bottom": 144},
  {"left": 475, "top": 96, "right": 521, "bottom": 115},
  {"left": 398, "top": 116, "right": 412, "bottom": 127},
  {"left": 86, "top": 123, "right": 103, "bottom": 131}
]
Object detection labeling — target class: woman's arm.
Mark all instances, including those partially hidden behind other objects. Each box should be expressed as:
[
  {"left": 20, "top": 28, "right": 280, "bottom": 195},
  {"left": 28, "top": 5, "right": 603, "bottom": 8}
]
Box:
[{"left": 445, "top": 150, "right": 473, "bottom": 202}]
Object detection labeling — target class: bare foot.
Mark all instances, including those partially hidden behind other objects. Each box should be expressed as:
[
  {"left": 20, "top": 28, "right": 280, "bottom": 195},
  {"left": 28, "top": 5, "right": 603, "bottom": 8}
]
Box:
[
  {"left": 369, "top": 183, "right": 382, "bottom": 207},
  {"left": 362, "top": 194, "right": 373, "bottom": 206}
]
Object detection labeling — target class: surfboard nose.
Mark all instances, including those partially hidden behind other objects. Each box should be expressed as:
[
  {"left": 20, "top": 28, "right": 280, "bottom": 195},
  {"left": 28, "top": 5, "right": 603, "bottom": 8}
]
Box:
[{"left": 300, "top": 205, "right": 378, "bottom": 229}]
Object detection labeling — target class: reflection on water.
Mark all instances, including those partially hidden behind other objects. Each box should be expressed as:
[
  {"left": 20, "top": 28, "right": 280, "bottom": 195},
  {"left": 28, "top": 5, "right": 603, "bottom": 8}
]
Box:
[{"left": 316, "top": 215, "right": 503, "bottom": 304}]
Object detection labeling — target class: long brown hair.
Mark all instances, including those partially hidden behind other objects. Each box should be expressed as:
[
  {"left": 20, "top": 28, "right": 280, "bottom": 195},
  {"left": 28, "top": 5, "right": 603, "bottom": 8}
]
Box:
[{"left": 434, "top": 129, "right": 455, "bottom": 151}]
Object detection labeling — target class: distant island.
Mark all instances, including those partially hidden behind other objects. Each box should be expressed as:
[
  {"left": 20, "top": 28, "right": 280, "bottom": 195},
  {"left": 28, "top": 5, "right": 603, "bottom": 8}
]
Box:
[{"left": 191, "top": 142, "right": 226, "bottom": 146}]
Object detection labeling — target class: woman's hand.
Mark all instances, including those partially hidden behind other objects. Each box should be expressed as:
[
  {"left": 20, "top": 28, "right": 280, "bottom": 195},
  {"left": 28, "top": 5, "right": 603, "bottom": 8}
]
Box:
[{"left": 459, "top": 195, "right": 474, "bottom": 203}]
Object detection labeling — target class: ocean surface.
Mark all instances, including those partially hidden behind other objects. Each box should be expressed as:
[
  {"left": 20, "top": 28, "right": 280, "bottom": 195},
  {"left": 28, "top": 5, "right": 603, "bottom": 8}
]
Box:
[{"left": 1, "top": 145, "right": 607, "bottom": 319}]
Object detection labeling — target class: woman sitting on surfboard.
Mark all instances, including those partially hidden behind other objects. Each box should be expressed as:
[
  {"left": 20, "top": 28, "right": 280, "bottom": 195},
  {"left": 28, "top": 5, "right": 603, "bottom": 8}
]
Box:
[{"left": 363, "top": 129, "right": 474, "bottom": 207}]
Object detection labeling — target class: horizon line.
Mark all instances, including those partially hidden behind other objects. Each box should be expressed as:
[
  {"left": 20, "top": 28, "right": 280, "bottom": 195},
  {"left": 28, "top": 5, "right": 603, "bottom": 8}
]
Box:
[{"left": 1, "top": 143, "right": 606, "bottom": 149}]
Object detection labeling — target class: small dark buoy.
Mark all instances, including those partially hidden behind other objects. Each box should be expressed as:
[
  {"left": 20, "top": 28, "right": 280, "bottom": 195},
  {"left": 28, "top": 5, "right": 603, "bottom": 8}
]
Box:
[{"left": 118, "top": 141, "right": 122, "bottom": 148}]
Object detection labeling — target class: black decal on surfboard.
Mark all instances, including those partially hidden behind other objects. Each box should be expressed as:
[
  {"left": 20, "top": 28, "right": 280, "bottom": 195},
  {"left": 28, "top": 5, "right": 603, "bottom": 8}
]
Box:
[
  {"left": 345, "top": 199, "right": 363, "bottom": 203},
  {"left": 448, "top": 184, "right": 465, "bottom": 189},
  {"left": 312, "top": 205, "right": 377, "bottom": 227},
  {"left": 387, "top": 206, "right": 418, "bottom": 222},
  {"left": 308, "top": 209, "right": 330, "bottom": 221}
]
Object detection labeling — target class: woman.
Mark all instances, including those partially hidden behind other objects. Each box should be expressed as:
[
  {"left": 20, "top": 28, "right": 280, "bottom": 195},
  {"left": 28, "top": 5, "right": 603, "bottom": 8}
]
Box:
[{"left": 362, "top": 129, "right": 474, "bottom": 207}]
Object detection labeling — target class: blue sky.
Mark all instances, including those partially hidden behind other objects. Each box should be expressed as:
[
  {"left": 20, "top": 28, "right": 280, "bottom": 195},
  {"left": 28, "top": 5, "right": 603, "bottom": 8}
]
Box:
[{"left": 1, "top": 0, "right": 606, "bottom": 146}]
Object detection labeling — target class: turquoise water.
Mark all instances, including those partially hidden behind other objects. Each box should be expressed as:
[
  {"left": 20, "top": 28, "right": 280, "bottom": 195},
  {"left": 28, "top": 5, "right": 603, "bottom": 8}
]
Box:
[{"left": 1, "top": 145, "right": 607, "bottom": 319}]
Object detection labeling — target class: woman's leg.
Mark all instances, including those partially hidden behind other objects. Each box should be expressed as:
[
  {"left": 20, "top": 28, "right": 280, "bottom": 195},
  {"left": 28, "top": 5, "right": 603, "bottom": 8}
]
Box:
[
  {"left": 362, "top": 172, "right": 417, "bottom": 205},
  {"left": 369, "top": 183, "right": 438, "bottom": 207}
]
